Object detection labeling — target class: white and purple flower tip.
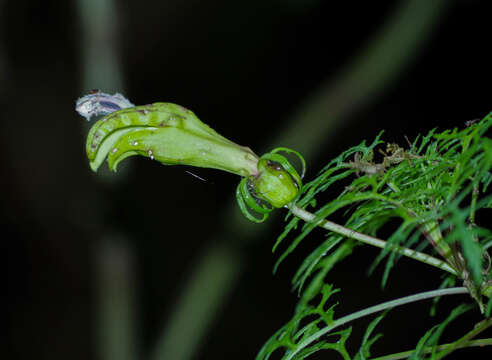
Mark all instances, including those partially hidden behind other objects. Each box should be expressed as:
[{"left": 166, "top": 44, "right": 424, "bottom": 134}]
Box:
[{"left": 75, "top": 90, "right": 134, "bottom": 121}]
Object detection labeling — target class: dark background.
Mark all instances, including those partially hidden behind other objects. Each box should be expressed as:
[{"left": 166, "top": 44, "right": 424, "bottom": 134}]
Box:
[{"left": 2, "top": 1, "right": 492, "bottom": 359}]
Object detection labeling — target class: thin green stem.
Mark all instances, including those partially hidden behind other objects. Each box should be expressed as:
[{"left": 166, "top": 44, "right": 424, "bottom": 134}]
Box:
[
  {"left": 469, "top": 184, "right": 479, "bottom": 225},
  {"left": 433, "top": 316, "right": 492, "bottom": 360},
  {"left": 284, "top": 287, "right": 469, "bottom": 360},
  {"left": 372, "top": 338, "right": 492, "bottom": 360},
  {"left": 289, "top": 204, "right": 456, "bottom": 275}
]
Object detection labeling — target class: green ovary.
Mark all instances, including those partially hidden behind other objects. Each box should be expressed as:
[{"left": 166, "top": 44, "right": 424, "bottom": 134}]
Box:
[{"left": 253, "top": 159, "right": 299, "bottom": 208}]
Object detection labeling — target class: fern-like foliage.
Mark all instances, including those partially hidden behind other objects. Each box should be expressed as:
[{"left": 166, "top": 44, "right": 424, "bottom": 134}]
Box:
[
  {"left": 261, "top": 114, "right": 492, "bottom": 359},
  {"left": 409, "top": 304, "right": 472, "bottom": 360},
  {"left": 256, "top": 283, "right": 392, "bottom": 360},
  {"left": 257, "top": 284, "right": 375, "bottom": 360},
  {"left": 276, "top": 113, "right": 492, "bottom": 290}
]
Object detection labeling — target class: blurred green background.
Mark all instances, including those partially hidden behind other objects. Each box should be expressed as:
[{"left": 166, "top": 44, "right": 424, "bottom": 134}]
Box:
[{"left": 2, "top": 1, "right": 492, "bottom": 359}]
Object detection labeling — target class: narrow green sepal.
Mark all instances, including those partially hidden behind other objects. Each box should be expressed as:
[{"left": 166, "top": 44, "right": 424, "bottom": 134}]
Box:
[
  {"left": 270, "top": 147, "right": 306, "bottom": 179},
  {"left": 236, "top": 179, "right": 270, "bottom": 223},
  {"left": 239, "top": 177, "right": 273, "bottom": 215}
]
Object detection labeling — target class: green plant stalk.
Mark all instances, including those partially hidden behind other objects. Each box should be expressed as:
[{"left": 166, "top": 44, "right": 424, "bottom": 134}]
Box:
[
  {"left": 284, "top": 287, "right": 468, "bottom": 360},
  {"left": 371, "top": 338, "right": 492, "bottom": 360},
  {"left": 469, "top": 184, "right": 479, "bottom": 225},
  {"left": 433, "top": 316, "right": 492, "bottom": 360},
  {"left": 289, "top": 204, "right": 457, "bottom": 275}
]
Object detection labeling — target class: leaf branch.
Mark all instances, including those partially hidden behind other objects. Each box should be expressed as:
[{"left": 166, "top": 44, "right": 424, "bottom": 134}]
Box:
[
  {"left": 289, "top": 204, "right": 457, "bottom": 275},
  {"left": 284, "top": 287, "right": 469, "bottom": 360}
]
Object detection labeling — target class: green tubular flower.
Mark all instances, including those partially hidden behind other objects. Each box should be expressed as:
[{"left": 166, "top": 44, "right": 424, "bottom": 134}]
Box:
[
  {"left": 79, "top": 93, "right": 305, "bottom": 223},
  {"left": 86, "top": 102, "right": 259, "bottom": 177}
]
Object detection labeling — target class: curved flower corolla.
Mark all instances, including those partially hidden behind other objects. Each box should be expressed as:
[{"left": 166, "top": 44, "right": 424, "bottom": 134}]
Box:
[{"left": 85, "top": 102, "right": 259, "bottom": 177}]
